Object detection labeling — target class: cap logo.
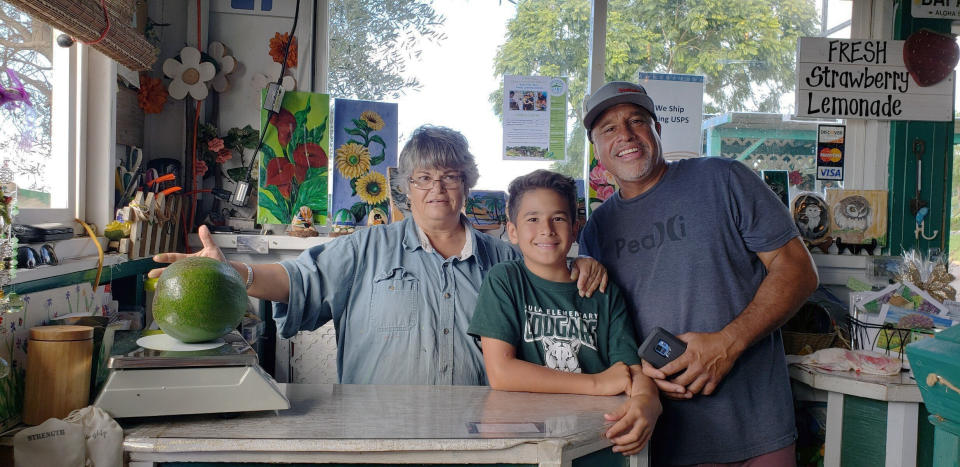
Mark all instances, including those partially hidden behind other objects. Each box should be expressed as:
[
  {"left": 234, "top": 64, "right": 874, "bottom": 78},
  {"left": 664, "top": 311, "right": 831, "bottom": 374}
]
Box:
[{"left": 618, "top": 88, "right": 645, "bottom": 93}]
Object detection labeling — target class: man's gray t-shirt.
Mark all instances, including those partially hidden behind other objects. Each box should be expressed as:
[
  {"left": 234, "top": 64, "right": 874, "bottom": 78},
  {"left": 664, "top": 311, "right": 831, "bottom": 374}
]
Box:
[{"left": 579, "top": 157, "right": 799, "bottom": 465}]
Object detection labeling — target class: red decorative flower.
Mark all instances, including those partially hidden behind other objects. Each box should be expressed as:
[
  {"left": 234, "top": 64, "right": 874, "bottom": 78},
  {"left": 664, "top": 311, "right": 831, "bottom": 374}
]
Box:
[
  {"left": 207, "top": 137, "right": 225, "bottom": 152},
  {"left": 269, "top": 32, "right": 298, "bottom": 68},
  {"left": 137, "top": 75, "right": 168, "bottom": 114},
  {"left": 269, "top": 108, "right": 296, "bottom": 148},
  {"left": 789, "top": 170, "right": 803, "bottom": 186},
  {"left": 293, "top": 142, "right": 328, "bottom": 172},
  {"left": 266, "top": 158, "right": 295, "bottom": 198},
  {"left": 215, "top": 148, "right": 233, "bottom": 164},
  {"left": 193, "top": 160, "right": 208, "bottom": 178}
]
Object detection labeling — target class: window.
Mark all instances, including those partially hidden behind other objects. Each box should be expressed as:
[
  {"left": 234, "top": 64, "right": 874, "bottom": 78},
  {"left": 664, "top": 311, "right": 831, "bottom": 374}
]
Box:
[
  {"left": 329, "top": 0, "right": 554, "bottom": 191},
  {"left": 603, "top": 0, "right": 851, "bottom": 203},
  {"left": 0, "top": 2, "right": 77, "bottom": 225}
]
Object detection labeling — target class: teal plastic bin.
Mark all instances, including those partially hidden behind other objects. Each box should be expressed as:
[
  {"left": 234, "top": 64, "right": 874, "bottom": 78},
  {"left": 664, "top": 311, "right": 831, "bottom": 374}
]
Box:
[{"left": 906, "top": 325, "right": 960, "bottom": 465}]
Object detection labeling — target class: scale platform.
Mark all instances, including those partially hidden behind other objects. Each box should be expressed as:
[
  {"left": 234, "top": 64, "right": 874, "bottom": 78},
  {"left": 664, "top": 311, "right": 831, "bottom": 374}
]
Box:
[{"left": 94, "top": 331, "right": 289, "bottom": 418}]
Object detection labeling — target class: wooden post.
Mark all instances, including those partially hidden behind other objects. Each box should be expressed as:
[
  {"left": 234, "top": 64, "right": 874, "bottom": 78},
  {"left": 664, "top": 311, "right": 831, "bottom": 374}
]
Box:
[
  {"left": 127, "top": 191, "right": 145, "bottom": 259},
  {"left": 147, "top": 193, "right": 165, "bottom": 256},
  {"left": 138, "top": 192, "right": 155, "bottom": 258}
]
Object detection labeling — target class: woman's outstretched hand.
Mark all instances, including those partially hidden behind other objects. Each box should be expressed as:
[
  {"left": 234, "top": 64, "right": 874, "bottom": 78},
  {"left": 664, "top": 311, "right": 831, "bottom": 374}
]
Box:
[{"left": 147, "top": 225, "right": 228, "bottom": 279}]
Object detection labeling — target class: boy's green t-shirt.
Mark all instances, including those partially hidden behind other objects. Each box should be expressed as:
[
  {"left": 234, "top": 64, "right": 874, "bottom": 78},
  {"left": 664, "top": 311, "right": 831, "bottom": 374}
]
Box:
[{"left": 468, "top": 260, "right": 641, "bottom": 374}]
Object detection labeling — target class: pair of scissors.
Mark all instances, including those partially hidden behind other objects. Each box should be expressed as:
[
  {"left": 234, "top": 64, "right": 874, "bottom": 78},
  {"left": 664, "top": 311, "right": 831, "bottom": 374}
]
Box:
[
  {"left": 116, "top": 147, "right": 142, "bottom": 210},
  {"left": 145, "top": 170, "right": 182, "bottom": 197}
]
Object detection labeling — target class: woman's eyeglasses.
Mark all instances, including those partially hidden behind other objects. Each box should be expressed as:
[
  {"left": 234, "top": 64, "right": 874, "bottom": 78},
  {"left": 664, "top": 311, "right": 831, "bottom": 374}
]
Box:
[{"left": 408, "top": 174, "right": 462, "bottom": 190}]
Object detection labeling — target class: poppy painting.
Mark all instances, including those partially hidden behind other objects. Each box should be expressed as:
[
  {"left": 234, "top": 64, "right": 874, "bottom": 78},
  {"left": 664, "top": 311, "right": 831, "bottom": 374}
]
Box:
[{"left": 257, "top": 91, "right": 330, "bottom": 225}]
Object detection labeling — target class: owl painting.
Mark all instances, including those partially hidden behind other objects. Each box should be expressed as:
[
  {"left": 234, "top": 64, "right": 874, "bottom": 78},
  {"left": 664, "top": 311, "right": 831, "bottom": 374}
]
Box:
[
  {"left": 826, "top": 189, "right": 888, "bottom": 246},
  {"left": 792, "top": 194, "right": 830, "bottom": 242},
  {"left": 833, "top": 195, "right": 871, "bottom": 232}
]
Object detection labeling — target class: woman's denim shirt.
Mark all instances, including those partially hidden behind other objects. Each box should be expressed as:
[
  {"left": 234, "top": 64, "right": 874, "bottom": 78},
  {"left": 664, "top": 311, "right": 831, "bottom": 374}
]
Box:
[{"left": 274, "top": 217, "right": 520, "bottom": 385}]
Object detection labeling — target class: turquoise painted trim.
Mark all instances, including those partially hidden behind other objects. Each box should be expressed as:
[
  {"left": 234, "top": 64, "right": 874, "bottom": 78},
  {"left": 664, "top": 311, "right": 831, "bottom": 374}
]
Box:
[
  {"left": 706, "top": 127, "right": 723, "bottom": 157},
  {"left": 919, "top": 403, "right": 936, "bottom": 467},
  {"left": 737, "top": 137, "right": 768, "bottom": 161},
  {"left": 840, "top": 395, "right": 887, "bottom": 467},
  {"left": 5, "top": 258, "right": 159, "bottom": 295},
  {"left": 707, "top": 127, "right": 817, "bottom": 141},
  {"left": 931, "top": 425, "right": 960, "bottom": 467}
]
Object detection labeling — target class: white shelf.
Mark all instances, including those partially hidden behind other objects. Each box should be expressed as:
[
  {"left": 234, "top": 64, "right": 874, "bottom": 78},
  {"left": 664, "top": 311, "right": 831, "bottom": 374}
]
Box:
[
  {"left": 188, "top": 233, "right": 336, "bottom": 252},
  {"left": 11, "top": 253, "right": 127, "bottom": 284},
  {"left": 9, "top": 237, "right": 127, "bottom": 284},
  {"left": 811, "top": 253, "right": 869, "bottom": 286}
]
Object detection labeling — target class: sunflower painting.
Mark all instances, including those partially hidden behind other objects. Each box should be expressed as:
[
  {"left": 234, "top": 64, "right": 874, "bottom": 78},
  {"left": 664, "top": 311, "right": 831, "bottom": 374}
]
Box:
[
  {"left": 257, "top": 91, "right": 330, "bottom": 225},
  {"left": 332, "top": 99, "right": 398, "bottom": 226}
]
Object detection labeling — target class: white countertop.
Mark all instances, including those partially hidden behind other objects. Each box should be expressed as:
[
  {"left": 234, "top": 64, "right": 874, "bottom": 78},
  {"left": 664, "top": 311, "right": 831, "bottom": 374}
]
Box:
[
  {"left": 789, "top": 364, "right": 922, "bottom": 403},
  {"left": 122, "top": 383, "right": 629, "bottom": 464}
]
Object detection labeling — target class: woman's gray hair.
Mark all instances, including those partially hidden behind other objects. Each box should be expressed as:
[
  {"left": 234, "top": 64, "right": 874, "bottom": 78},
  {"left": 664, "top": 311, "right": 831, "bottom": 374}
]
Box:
[{"left": 397, "top": 125, "right": 480, "bottom": 193}]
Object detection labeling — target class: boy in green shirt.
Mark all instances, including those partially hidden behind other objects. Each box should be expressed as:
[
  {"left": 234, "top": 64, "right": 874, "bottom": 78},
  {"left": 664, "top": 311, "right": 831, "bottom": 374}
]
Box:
[{"left": 468, "top": 169, "right": 661, "bottom": 456}]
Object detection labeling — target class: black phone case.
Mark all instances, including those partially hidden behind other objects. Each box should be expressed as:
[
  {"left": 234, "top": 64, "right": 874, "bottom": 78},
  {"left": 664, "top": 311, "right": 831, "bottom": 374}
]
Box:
[{"left": 638, "top": 327, "right": 687, "bottom": 369}]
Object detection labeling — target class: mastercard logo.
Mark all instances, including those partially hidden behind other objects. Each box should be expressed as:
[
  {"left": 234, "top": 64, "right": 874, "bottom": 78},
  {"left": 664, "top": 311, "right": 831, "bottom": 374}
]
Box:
[{"left": 819, "top": 148, "right": 842, "bottom": 163}]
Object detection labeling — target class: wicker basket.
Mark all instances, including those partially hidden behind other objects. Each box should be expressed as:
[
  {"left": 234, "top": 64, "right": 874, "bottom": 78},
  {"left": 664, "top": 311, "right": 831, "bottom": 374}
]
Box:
[
  {"left": 782, "top": 300, "right": 845, "bottom": 355},
  {"left": 783, "top": 331, "right": 837, "bottom": 356}
]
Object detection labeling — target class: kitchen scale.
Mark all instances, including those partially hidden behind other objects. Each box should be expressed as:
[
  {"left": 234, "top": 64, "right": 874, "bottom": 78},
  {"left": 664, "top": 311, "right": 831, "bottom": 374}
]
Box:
[{"left": 94, "top": 331, "right": 289, "bottom": 418}]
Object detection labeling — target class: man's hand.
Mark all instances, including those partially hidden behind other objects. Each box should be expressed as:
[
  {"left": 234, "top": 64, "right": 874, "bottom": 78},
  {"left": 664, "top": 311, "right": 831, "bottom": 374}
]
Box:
[
  {"left": 590, "top": 361, "right": 632, "bottom": 396},
  {"left": 603, "top": 365, "right": 662, "bottom": 455},
  {"left": 642, "top": 330, "right": 742, "bottom": 396},
  {"left": 640, "top": 360, "right": 692, "bottom": 400},
  {"left": 148, "top": 225, "right": 228, "bottom": 279},
  {"left": 570, "top": 256, "right": 608, "bottom": 297}
]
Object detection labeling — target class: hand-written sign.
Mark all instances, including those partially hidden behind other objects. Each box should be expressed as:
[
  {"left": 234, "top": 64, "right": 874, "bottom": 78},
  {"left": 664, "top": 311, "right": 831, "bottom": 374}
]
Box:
[{"left": 795, "top": 37, "right": 954, "bottom": 121}]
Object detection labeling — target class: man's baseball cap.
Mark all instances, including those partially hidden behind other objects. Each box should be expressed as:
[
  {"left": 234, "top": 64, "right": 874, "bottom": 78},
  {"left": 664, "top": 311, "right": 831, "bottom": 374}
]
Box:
[{"left": 582, "top": 81, "right": 657, "bottom": 133}]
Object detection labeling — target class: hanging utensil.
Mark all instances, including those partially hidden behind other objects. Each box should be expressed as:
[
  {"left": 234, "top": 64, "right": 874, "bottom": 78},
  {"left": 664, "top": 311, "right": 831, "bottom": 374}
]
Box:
[{"left": 909, "top": 138, "right": 928, "bottom": 216}]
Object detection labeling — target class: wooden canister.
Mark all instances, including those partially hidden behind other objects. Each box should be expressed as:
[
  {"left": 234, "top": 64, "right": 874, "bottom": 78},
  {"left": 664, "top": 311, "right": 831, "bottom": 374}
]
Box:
[{"left": 23, "top": 325, "right": 94, "bottom": 425}]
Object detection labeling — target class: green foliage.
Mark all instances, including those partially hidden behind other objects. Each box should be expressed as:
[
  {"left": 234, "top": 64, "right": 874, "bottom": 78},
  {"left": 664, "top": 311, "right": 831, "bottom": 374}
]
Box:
[
  {"left": 349, "top": 199, "right": 389, "bottom": 224},
  {"left": 260, "top": 143, "right": 278, "bottom": 163},
  {"left": 293, "top": 172, "right": 329, "bottom": 217},
  {"left": 260, "top": 100, "right": 329, "bottom": 224},
  {"left": 259, "top": 185, "right": 290, "bottom": 224},
  {"left": 226, "top": 167, "right": 248, "bottom": 183},
  {"left": 289, "top": 98, "right": 314, "bottom": 158},
  {"left": 329, "top": 0, "right": 447, "bottom": 100},
  {"left": 490, "top": 0, "right": 819, "bottom": 178}
]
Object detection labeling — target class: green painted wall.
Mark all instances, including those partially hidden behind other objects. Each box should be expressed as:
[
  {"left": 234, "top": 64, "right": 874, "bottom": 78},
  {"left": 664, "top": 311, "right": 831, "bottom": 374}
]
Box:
[
  {"left": 888, "top": 3, "right": 956, "bottom": 255},
  {"left": 841, "top": 395, "right": 888, "bottom": 467}
]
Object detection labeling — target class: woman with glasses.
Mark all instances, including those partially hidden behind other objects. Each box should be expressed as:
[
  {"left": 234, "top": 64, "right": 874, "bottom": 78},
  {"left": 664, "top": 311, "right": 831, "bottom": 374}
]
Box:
[{"left": 150, "top": 125, "right": 607, "bottom": 385}]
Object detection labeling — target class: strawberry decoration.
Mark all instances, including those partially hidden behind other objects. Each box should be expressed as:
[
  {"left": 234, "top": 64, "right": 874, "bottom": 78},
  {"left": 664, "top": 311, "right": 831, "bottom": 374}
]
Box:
[{"left": 903, "top": 29, "right": 959, "bottom": 87}]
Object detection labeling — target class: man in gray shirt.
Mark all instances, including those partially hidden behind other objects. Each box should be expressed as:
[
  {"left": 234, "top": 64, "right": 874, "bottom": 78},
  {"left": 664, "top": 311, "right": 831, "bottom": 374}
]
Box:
[{"left": 578, "top": 81, "right": 818, "bottom": 466}]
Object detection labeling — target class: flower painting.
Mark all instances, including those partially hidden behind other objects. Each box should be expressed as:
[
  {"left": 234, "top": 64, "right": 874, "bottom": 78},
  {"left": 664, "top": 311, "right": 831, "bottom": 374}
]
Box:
[
  {"left": 332, "top": 100, "right": 398, "bottom": 226},
  {"left": 257, "top": 91, "right": 330, "bottom": 225},
  {"left": 587, "top": 144, "right": 616, "bottom": 216}
]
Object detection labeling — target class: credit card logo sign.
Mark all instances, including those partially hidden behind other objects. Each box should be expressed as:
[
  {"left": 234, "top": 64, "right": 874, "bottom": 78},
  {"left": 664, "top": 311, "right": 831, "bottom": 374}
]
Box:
[{"left": 655, "top": 339, "right": 672, "bottom": 359}]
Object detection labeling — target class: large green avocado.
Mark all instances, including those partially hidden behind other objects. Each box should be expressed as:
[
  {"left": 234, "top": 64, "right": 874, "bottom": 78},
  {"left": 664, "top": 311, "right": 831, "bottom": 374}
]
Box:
[{"left": 152, "top": 257, "right": 248, "bottom": 343}]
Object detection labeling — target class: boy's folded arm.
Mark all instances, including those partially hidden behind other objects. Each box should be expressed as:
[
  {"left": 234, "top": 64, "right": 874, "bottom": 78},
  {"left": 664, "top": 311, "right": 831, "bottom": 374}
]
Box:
[
  {"left": 481, "top": 337, "right": 628, "bottom": 396},
  {"left": 601, "top": 364, "right": 662, "bottom": 456},
  {"left": 628, "top": 364, "right": 658, "bottom": 398}
]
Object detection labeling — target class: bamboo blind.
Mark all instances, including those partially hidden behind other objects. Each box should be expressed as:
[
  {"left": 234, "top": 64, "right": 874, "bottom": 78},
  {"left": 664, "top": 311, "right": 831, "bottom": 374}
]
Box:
[{"left": 8, "top": 0, "right": 157, "bottom": 71}]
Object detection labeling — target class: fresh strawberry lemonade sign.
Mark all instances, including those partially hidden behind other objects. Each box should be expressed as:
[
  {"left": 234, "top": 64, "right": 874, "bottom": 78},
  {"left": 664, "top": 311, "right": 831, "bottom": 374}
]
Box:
[{"left": 796, "top": 36, "right": 956, "bottom": 121}]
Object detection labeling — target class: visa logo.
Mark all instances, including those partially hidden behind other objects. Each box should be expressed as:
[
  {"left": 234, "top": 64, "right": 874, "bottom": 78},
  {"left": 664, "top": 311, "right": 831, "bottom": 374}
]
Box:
[{"left": 818, "top": 167, "right": 843, "bottom": 180}]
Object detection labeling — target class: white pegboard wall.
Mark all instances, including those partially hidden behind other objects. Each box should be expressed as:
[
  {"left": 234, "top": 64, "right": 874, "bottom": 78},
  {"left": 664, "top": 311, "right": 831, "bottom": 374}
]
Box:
[{"left": 289, "top": 322, "right": 339, "bottom": 384}]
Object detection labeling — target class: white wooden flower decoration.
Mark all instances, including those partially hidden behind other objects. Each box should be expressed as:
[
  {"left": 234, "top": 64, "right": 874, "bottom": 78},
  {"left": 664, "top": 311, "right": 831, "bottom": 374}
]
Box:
[
  {"left": 251, "top": 62, "right": 296, "bottom": 92},
  {"left": 162, "top": 46, "right": 215, "bottom": 100},
  {"left": 208, "top": 41, "right": 237, "bottom": 93}
]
